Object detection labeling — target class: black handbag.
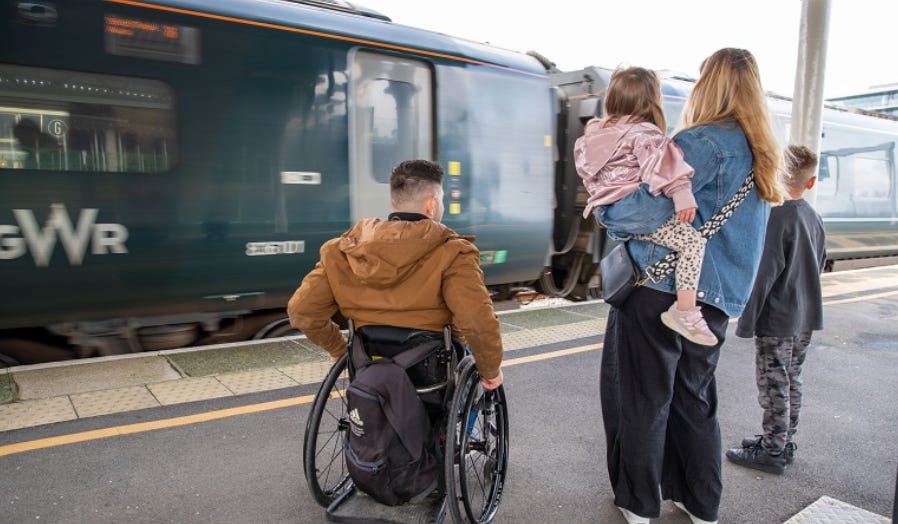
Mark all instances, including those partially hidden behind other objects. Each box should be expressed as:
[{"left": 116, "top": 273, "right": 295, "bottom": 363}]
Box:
[
  {"left": 599, "top": 242, "right": 646, "bottom": 308},
  {"left": 599, "top": 172, "right": 756, "bottom": 307}
]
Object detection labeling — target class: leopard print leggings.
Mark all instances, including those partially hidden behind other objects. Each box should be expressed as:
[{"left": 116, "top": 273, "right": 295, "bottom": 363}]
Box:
[{"left": 634, "top": 215, "right": 706, "bottom": 290}]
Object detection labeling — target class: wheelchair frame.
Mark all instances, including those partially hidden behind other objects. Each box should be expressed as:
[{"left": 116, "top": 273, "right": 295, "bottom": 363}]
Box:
[{"left": 302, "top": 321, "right": 509, "bottom": 523}]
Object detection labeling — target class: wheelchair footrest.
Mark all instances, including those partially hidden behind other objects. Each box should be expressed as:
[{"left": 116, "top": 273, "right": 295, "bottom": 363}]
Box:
[{"left": 325, "top": 486, "right": 446, "bottom": 524}]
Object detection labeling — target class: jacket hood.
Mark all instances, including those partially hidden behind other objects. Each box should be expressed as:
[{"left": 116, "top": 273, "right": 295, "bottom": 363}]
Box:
[
  {"left": 338, "top": 218, "right": 460, "bottom": 288},
  {"left": 581, "top": 118, "right": 648, "bottom": 171}
]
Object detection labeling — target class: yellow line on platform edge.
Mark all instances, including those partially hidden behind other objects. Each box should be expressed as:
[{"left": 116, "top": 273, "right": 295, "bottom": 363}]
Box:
[
  {"left": 823, "top": 289, "right": 898, "bottom": 305},
  {"left": 3, "top": 288, "right": 896, "bottom": 458},
  {"left": 0, "top": 393, "right": 316, "bottom": 457},
  {"left": 0, "top": 344, "right": 600, "bottom": 457}
]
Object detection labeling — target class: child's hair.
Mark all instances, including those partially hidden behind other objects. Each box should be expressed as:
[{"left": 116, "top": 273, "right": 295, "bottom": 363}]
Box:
[
  {"left": 603, "top": 66, "right": 667, "bottom": 132},
  {"left": 784, "top": 144, "right": 819, "bottom": 190}
]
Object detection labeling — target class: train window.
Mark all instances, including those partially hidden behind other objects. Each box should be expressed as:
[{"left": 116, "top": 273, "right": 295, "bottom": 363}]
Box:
[
  {"left": 349, "top": 51, "right": 433, "bottom": 221},
  {"left": 816, "top": 154, "right": 838, "bottom": 197},
  {"left": 852, "top": 155, "right": 891, "bottom": 200},
  {"left": 661, "top": 96, "right": 686, "bottom": 135},
  {"left": 0, "top": 63, "right": 176, "bottom": 173},
  {"left": 818, "top": 123, "right": 896, "bottom": 217}
]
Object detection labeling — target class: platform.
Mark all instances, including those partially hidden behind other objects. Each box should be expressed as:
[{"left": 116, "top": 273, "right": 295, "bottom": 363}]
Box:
[{"left": 2, "top": 265, "right": 898, "bottom": 523}]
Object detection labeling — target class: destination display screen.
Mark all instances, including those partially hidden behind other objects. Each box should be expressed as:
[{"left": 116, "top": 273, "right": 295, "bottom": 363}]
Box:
[{"left": 104, "top": 15, "right": 201, "bottom": 65}]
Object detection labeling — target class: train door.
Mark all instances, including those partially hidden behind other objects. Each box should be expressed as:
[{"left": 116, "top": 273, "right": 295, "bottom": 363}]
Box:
[{"left": 348, "top": 51, "right": 433, "bottom": 221}]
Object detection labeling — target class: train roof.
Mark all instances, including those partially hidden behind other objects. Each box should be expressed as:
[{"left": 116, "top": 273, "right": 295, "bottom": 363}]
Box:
[{"left": 110, "top": 0, "right": 549, "bottom": 79}]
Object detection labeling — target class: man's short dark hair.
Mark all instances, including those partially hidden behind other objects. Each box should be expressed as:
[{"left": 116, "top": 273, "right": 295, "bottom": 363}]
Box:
[
  {"left": 390, "top": 160, "right": 443, "bottom": 206},
  {"left": 784, "top": 144, "right": 819, "bottom": 189}
]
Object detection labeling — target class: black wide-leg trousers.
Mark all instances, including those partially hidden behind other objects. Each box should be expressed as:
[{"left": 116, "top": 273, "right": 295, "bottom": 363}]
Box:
[{"left": 600, "top": 286, "right": 729, "bottom": 522}]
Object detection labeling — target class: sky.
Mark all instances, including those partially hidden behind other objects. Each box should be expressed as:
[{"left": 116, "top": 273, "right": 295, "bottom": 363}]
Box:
[{"left": 353, "top": 0, "right": 897, "bottom": 99}]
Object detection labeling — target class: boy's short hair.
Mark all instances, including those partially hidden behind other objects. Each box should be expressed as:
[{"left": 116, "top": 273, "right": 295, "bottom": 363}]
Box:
[
  {"left": 784, "top": 144, "right": 819, "bottom": 189},
  {"left": 390, "top": 160, "right": 443, "bottom": 206}
]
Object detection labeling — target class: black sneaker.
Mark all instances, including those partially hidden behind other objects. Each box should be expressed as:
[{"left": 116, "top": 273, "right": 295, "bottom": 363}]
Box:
[
  {"left": 784, "top": 442, "right": 797, "bottom": 465},
  {"left": 726, "top": 444, "right": 787, "bottom": 474},
  {"left": 740, "top": 435, "right": 762, "bottom": 448},
  {"left": 740, "top": 435, "right": 795, "bottom": 465}
]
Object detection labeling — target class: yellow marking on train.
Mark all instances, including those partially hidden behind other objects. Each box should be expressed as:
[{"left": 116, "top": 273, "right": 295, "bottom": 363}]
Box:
[
  {"left": 103, "top": 0, "right": 547, "bottom": 79},
  {"left": 448, "top": 161, "right": 461, "bottom": 176},
  {"left": 449, "top": 203, "right": 461, "bottom": 215}
]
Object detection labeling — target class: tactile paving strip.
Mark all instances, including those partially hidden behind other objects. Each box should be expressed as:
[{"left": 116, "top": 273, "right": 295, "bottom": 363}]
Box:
[
  {"left": 0, "top": 397, "right": 76, "bottom": 431},
  {"left": 147, "top": 377, "right": 232, "bottom": 405},
  {"left": 70, "top": 386, "right": 160, "bottom": 418},
  {"left": 216, "top": 368, "right": 298, "bottom": 395},
  {"left": 501, "top": 319, "right": 604, "bottom": 351},
  {"left": 783, "top": 495, "right": 889, "bottom": 523},
  {"left": 278, "top": 361, "right": 333, "bottom": 385},
  {"left": 822, "top": 266, "right": 898, "bottom": 297}
]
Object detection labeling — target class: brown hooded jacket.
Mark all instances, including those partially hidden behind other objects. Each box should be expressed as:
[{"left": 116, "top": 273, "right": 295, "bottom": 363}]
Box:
[{"left": 287, "top": 217, "right": 503, "bottom": 379}]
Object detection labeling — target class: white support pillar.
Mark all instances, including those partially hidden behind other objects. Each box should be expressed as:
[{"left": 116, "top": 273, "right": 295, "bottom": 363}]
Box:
[{"left": 790, "top": 0, "right": 832, "bottom": 204}]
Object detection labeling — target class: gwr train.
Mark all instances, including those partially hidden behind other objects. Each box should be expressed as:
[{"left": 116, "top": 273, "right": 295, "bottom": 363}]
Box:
[{"left": 1, "top": 0, "right": 896, "bottom": 364}]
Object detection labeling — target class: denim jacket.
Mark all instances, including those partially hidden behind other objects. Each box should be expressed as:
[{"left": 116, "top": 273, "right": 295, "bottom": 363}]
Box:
[{"left": 596, "top": 121, "right": 771, "bottom": 317}]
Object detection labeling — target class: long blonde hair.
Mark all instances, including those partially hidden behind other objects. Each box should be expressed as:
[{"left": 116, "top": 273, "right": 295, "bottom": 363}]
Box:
[
  {"left": 603, "top": 66, "right": 667, "bottom": 132},
  {"left": 681, "top": 48, "right": 784, "bottom": 204}
]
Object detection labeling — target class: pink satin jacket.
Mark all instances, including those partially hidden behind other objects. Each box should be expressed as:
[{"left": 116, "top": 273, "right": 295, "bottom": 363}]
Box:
[{"left": 574, "top": 118, "right": 696, "bottom": 219}]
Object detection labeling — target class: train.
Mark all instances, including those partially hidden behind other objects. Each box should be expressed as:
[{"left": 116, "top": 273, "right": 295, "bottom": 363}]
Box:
[{"left": 1, "top": 0, "right": 897, "bottom": 365}]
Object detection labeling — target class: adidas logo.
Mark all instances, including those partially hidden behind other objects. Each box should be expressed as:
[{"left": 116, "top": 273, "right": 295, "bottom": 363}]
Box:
[{"left": 349, "top": 408, "right": 363, "bottom": 427}]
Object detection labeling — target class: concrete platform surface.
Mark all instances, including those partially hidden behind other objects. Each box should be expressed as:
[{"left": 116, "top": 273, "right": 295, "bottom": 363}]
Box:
[{"left": 1, "top": 266, "right": 897, "bottom": 523}]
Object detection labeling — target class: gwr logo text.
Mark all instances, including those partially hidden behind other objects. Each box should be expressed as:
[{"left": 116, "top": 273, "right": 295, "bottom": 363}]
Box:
[{"left": 0, "top": 204, "right": 129, "bottom": 266}]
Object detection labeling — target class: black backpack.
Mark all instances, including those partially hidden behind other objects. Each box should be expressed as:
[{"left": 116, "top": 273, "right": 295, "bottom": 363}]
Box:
[{"left": 345, "top": 333, "right": 441, "bottom": 506}]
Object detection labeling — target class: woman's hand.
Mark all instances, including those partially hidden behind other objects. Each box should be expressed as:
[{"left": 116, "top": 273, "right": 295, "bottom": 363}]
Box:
[{"left": 677, "top": 207, "right": 696, "bottom": 223}]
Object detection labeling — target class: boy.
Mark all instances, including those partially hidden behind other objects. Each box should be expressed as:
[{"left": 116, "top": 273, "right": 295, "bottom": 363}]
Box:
[{"left": 725, "top": 144, "right": 826, "bottom": 474}]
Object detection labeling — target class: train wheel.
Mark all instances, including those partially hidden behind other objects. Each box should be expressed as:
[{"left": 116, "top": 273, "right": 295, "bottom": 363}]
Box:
[{"left": 252, "top": 318, "right": 300, "bottom": 339}]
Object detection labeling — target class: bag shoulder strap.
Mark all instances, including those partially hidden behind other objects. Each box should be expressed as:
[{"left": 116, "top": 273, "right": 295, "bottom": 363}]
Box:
[
  {"left": 643, "top": 171, "right": 754, "bottom": 284},
  {"left": 350, "top": 333, "right": 443, "bottom": 372}
]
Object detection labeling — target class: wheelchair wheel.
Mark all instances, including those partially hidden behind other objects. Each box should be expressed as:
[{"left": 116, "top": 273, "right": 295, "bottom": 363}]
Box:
[
  {"left": 444, "top": 357, "right": 509, "bottom": 523},
  {"left": 303, "top": 353, "right": 352, "bottom": 507}
]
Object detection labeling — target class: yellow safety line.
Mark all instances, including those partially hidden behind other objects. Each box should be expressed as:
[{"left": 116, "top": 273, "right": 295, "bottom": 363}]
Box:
[
  {"left": 823, "top": 289, "right": 898, "bottom": 305},
  {"left": 502, "top": 344, "right": 601, "bottom": 366},
  {"left": 0, "top": 393, "right": 315, "bottom": 457},
  {"left": 0, "top": 345, "right": 598, "bottom": 457},
  {"left": 2, "top": 288, "right": 895, "bottom": 457}
]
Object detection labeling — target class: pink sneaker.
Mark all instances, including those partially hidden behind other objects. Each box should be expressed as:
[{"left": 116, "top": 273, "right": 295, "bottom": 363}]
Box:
[{"left": 660, "top": 304, "right": 718, "bottom": 346}]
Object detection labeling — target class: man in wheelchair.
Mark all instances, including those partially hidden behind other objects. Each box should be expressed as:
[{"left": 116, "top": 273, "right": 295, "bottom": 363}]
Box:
[
  {"left": 288, "top": 160, "right": 506, "bottom": 520},
  {"left": 287, "top": 159, "right": 503, "bottom": 391}
]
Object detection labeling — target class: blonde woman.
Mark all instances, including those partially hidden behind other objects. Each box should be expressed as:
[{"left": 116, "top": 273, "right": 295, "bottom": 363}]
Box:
[{"left": 598, "top": 48, "right": 784, "bottom": 524}]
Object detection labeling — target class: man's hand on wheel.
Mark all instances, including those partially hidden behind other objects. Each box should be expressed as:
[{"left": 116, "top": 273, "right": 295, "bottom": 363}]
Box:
[{"left": 480, "top": 369, "right": 504, "bottom": 390}]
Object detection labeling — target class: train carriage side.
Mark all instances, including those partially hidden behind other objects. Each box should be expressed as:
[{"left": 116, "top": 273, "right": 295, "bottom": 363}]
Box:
[
  {"left": 0, "top": 0, "right": 555, "bottom": 362},
  {"left": 796, "top": 106, "right": 897, "bottom": 262}
]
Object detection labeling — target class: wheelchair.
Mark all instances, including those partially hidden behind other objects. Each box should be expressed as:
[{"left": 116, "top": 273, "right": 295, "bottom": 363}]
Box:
[{"left": 303, "top": 321, "right": 509, "bottom": 523}]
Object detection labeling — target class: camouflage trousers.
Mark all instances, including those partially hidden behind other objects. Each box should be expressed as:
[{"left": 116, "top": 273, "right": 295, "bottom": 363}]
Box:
[{"left": 755, "top": 332, "right": 812, "bottom": 453}]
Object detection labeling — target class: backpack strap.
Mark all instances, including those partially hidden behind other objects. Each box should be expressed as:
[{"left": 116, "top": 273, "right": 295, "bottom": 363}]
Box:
[
  {"left": 350, "top": 333, "right": 443, "bottom": 371},
  {"left": 391, "top": 339, "right": 444, "bottom": 370}
]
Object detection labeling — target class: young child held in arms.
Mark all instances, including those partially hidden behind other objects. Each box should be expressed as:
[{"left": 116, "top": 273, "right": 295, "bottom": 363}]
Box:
[
  {"left": 574, "top": 66, "right": 716, "bottom": 346},
  {"left": 726, "top": 144, "right": 826, "bottom": 474}
]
